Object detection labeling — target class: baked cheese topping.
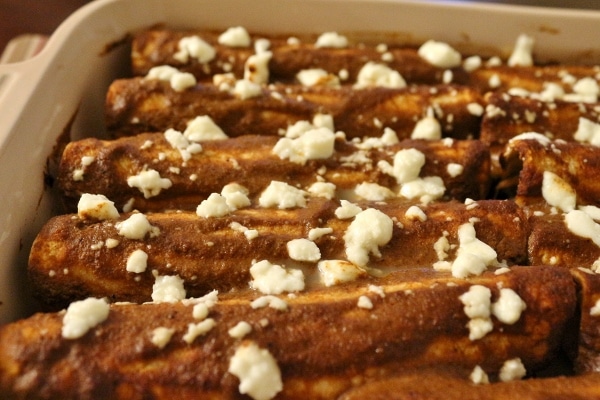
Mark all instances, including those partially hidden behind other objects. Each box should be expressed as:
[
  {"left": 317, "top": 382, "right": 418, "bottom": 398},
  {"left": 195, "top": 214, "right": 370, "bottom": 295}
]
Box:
[
  {"left": 344, "top": 208, "right": 394, "bottom": 267},
  {"left": 249, "top": 260, "right": 305, "bottom": 295},
  {"left": 218, "top": 26, "right": 251, "bottom": 48},
  {"left": 228, "top": 341, "right": 283, "bottom": 400},
  {"left": 151, "top": 274, "right": 187, "bottom": 303},
  {"left": 174, "top": 35, "right": 216, "bottom": 63},
  {"left": 77, "top": 193, "right": 120, "bottom": 221},
  {"left": 61, "top": 297, "right": 110, "bottom": 340},
  {"left": 318, "top": 259, "right": 367, "bottom": 287}
]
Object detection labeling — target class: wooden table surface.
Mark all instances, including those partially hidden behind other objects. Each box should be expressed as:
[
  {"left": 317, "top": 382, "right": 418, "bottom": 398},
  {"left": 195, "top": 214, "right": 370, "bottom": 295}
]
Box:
[{"left": 0, "top": 0, "right": 91, "bottom": 56}]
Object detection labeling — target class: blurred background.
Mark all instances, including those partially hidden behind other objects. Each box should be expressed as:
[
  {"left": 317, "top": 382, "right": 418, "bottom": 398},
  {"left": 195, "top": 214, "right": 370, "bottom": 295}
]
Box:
[
  {"left": 0, "top": 0, "right": 91, "bottom": 53},
  {"left": 1, "top": 0, "right": 600, "bottom": 58}
]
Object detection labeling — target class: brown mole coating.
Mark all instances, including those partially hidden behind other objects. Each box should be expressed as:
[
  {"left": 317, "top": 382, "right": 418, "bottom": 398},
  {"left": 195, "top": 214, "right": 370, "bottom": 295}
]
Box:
[
  {"left": 104, "top": 78, "right": 483, "bottom": 140},
  {"left": 0, "top": 266, "right": 577, "bottom": 400},
  {"left": 56, "top": 134, "right": 490, "bottom": 213},
  {"left": 28, "top": 198, "right": 528, "bottom": 309}
]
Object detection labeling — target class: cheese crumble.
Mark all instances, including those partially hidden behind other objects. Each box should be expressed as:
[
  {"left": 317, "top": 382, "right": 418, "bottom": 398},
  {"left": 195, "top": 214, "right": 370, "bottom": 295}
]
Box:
[
  {"left": 77, "top": 193, "right": 120, "bottom": 221},
  {"left": 318, "top": 259, "right": 367, "bottom": 286},
  {"left": 61, "top": 297, "right": 110, "bottom": 339},
  {"left": 344, "top": 208, "right": 394, "bottom": 267},
  {"left": 417, "top": 40, "right": 462, "bottom": 68},
  {"left": 127, "top": 169, "right": 173, "bottom": 198},
  {"left": 541, "top": 171, "right": 576, "bottom": 212},
  {"left": 228, "top": 341, "right": 283, "bottom": 400},
  {"left": 151, "top": 274, "right": 187, "bottom": 303},
  {"left": 151, "top": 327, "right": 175, "bottom": 349},
  {"left": 287, "top": 238, "right": 321, "bottom": 262},
  {"left": 249, "top": 260, "right": 305, "bottom": 294},
  {"left": 259, "top": 181, "right": 307, "bottom": 209},
  {"left": 126, "top": 249, "right": 148, "bottom": 273}
]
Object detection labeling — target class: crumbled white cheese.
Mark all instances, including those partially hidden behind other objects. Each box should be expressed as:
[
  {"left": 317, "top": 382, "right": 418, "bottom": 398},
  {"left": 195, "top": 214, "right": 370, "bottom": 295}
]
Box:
[
  {"left": 296, "top": 68, "right": 340, "bottom": 87},
  {"left": 184, "top": 115, "right": 228, "bottom": 141},
  {"left": 411, "top": 108, "right": 442, "bottom": 140},
  {"left": 152, "top": 274, "right": 186, "bottom": 303},
  {"left": 466, "top": 102, "right": 484, "bottom": 117},
  {"left": 77, "top": 193, "right": 120, "bottom": 220},
  {"left": 541, "top": 171, "right": 576, "bottom": 212},
  {"left": 254, "top": 38, "right": 271, "bottom": 54},
  {"left": 273, "top": 127, "right": 336, "bottom": 165},
  {"left": 508, "top": 131, "right": 551, "bottom": 146},
  {"left": 451, "top": 222, "right": 498, "bottom": 278},
  {"left": 491, "top": 288, "right": 526, "bottom": 324},
  {"left": 150, "top": 327, "right": 175, "bottom": 349},
  {"left": 459, "top": 285, "right": 493, "bottom": 341},
  {"left": 244, "top": 51, "right": 272, "bottom": 85},
  {"left": 233, "top": 79, "right": 262, "bottom": 99},
  {"left": 219, "top": 183, "right": 250, "bottom": 210},
  {"left": 218, "top": 26, "right": 251, "bottom": 47},
  {"left": 61, "top": 297, "right": 110, "bottom": 339},
  {"left": 164, "top": 128, "right": 203, "bottom": 161},
  {"left": 229, "top": 321, "right": 253, "bottom": 339},
  {"left": 499, "top": 358, "right": 527, "bottom": 382},
  {"left": 230, "top": 222, "right": 259, "bottom": 240},
  {"left": 335, "top": 200, "right": 362, "bottom": 219},
  {"left": 344, "top": 208, "right": 394, "bottom": 267},
  {"left": 318, "top": 259, "right": 367, "bottom": 286},
  {"left": 563, "top": 77, "right": 599, "bottom": 102},
  {"left": 574, "top": 117, "right": 600, "bottom": 146},
  {"left": 258, "top": 181, "right": 307, "bottom": 209},
  {"left": 460, "top": 285, "right": 491, "bottom": 319},
  {"left": 308, "top": 181, "right": 336, "bottom": 199},
  {"left": 399, "top": 176, "right": 446, "bottom": 204},
  {"left": 228, "top": 341, "right": 283, "bottom": 400},
  {"left": 354, "top": 62, "right": 406, "bottom": 89},
  {"left": 197, "top": 193, "right": 233, "bottom": 218},
  {"left": 287, "top": 238, "right": 321, "bottom": 262},
  {"left": 446, "top": 163, "right": 464, "bottom": 178},
  {"left": 250, "top": 295, "right": 288, "bottom": 311},
  {"left": 183, "top": 318, "right": 216, "bottom": 344},
  {"left": 146, "top": 65, "right": 197, "bottom": 92},
  {"left": 249, "top": 260, "right": 305, "bottom": 294},
  {"left": 308, "top": 227, "right": 333, "bottom": 241},
  {"left": 312, "top": 113, "right": 335, "bottom": 131},
  {"left": 354, "top": 182, "right": 395, "bottom": 201},
  {"left": 357, "top": 295, "right": 374, "bottom": 309},
  {"left": 405, "top": 205, "right": 427, "bottom": 222},
  {"left": 470, "top": 365, "right": 489, "bottom": 385},
  {"left": 508, "top": 34, "right": 535, "bottom": 67},
  {"left": 126, "top": 249, "right": 148, "bottom": 273},
  {"left": 417, "top": 40, "right": 462, "bottom": 68},
  {"left": 184, "top": 289, "right": 219, "bottom": 309},
  {"left": 171, "top": 72, "right": 197, "bottom": 92},
  {"left": 105, "top": 238, "right": 119, "bottom": 248},
  {"left": 389, "top": 148, "right": 426, "bottom": 184},
  {"left": 467, "top": 318, "right": 494, "bottom": 341},
  {"left": 116, "top": 213, "right": 157, "bottom": 240},
  {"left": 127, "top": 169, "right": 172, "bottom": 198},
  {"left": 564, "top": 210, "right": 600, "bottom": 247},
  {"left": 315, "top": 32, "right": 348, "bottom": 48},
  {"left": 174, "top": 36, "right": 216, "bottom": 63},
  {"left": 587, "top": 205, "right": 600, "bottom": 221},
  {"left": 590, "top": 299, "right": 600, "bottom": 316},
  {"left": 357, "top": 128, "right": 400, "bottom": 150},
  {"left": 368, "top": 284, "right": 386, "bottom": 298},
  {"left": 463, "top": 55, "right": 482, "bottom": 72},
  {"left": 433, "top": 233, "right": 450, "bottom": 261},
  {"left": 192, "top": 303, "right": 210, "bottom": 321}
]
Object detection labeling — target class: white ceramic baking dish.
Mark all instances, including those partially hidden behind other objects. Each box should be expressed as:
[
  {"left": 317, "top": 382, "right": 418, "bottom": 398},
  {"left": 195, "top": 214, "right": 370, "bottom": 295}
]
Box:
[{"left": 1, "top": 0, "right": 600, "bottom": 325}]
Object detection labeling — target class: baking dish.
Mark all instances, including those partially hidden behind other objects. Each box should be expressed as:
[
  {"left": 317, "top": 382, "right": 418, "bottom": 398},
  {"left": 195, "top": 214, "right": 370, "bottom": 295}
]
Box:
[{"left": 1, "top": 0, "right": 600, "bottom": 325}]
